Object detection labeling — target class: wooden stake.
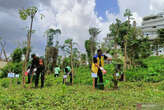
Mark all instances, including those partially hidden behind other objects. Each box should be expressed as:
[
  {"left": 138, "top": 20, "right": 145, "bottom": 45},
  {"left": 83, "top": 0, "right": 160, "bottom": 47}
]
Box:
[
  {"left": 29, "top": 71, "right": 34, "bottom": 88},
  {"left": 93, "top": 78, "right": 95, "bottom": 89}
]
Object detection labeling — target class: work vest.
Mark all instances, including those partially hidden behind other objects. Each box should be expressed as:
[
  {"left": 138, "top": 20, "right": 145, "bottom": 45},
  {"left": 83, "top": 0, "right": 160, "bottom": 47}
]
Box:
[{"left": 91, "top": 54, "right": 104, "bottom": 73}]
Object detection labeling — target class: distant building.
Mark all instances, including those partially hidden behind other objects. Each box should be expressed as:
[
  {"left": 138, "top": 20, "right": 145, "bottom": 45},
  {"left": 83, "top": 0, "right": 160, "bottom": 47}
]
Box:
[{"left": 141, "top": 12, "right": 164, "bottom": 39}]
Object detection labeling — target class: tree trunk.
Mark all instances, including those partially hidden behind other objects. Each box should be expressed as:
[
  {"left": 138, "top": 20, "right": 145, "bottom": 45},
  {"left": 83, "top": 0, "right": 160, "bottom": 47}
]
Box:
[
  {"left": 90, "top": 37, "right": 93, "bottom": 66},
  {"left": 22, "top": 16, "right": 34, "bottom": 87},
  {"left": 0, "top": 49, "right": 2, "bottom": 60},
  {"left": 70, "top": 41, "right": 74, "bottom": 85},
  {"left": 0, "top": 42, "right": 8, "bottom": 62},
  {"left": 113, "top": 35, "right": 118, "bottom": 88},
  {"left": 123, "top": 36, "right": 127, "bottom": 81},
  {"left": 156, "top": 45, "right": 159, "bottom": 56}
]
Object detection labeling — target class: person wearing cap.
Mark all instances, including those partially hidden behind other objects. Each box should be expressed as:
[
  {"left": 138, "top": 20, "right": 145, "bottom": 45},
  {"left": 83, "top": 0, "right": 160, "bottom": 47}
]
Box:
[{"left": 91, "top": 49, "right": 112, "bottom": 88}]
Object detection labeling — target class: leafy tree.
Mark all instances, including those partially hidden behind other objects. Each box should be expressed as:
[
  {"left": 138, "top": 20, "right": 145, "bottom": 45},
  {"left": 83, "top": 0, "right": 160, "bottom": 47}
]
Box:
[
  {"left": 45, "top": 28, "right": 61, "bottom": 47},
  {"left": 89, "top": 27, "right": 100, "bottom": 64},
  {"left": 127, "top": 25, "right": 151, "bottom": 67},
  {"left": 19, "top": 6, "right": 38, "bottom": 61},
  {"left": 153, "top": 28, "right": 164, "bottom": 56},
  {"left": 11, "top": 48, "right": 23, "bottom": 63},
  {"left": 62, "top": 38, "right": 77, "bottom": 84},
  {"left": 85, "top": 40, "right": 96, "bottom": 67},
  {"left": 57, "top": 56, "right": 62, "bottom": 66},
  {"left": 19, "top": 6, "right": 38, "bottom": 86},
  {"left": 80, "top": 53, "right": 87, "bottom": 65},
  {"left": 44, "top": 28, "right": 61, "bottom": 73},
  {"left": 124, "top": 9, "right": 133, "bottom": 28},
  {"left": 109, "top": 19, "right": 121, "bottom": 59},
  {"left": 122, "top": 9, "right": 133, "bottom": 80},
  {"left": 62, "top": 57, "right": 70, "bottom": 68}
]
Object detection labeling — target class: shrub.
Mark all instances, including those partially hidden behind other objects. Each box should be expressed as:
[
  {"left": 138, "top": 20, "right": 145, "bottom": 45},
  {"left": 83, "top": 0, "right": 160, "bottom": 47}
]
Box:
[
  {"left": 11, "top": 48, "right": 23, "bottom": 63},
  {"left": 125, "top": 56, "right": 164, "bottom": 82},
  {"left": 0, "top": 79, "right": 10, "bottom": 88},
  {"left": 0, "top": 62, "right": 22, "bottom": 78}
]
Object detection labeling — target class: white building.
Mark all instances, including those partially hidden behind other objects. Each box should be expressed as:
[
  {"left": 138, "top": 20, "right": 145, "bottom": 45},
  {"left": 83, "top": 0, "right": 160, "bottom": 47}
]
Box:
[{"left": 141, "top": 12, "right": 164, "bottom": 39}]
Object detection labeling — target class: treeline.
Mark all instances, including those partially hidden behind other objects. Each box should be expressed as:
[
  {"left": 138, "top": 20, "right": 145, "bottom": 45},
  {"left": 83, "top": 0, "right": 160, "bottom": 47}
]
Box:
[{"left": 0, "top": 7, "right": 164, "bottom": 84}]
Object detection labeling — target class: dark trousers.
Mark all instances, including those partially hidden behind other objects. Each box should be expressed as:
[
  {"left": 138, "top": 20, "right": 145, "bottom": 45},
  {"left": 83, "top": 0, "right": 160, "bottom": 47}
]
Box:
[
  {"left": 69, "top": 73, "right": 72, "bottom": 84},
  {"left": 28, "top": 70, "right": 33, "bottom": 84},
  {"left": 55, "top": 74, "right": 59, "bottom": 77},
  {"left": 95, "top": 69, "right": 103, "bottom": 87},
  {"left": 62, "top": 73, "right": 72, "bottom": 84},
  {"left": 35, "top": 71, "right": 45, "bottom": 88}
]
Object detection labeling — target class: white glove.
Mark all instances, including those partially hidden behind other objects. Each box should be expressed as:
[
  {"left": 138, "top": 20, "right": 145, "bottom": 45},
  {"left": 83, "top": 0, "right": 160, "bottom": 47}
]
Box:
[
  {"left": 34, "top": 68, "right": 37, "bottom": 72},
  {"left": 116, "top": 73, "right": 119, "bottom": 77},
  {"left": 27, "top": 69, "right": 30, "bottom": 73},
  {"left": 100, "top": 67, "right": 104, "bottom": 71}
]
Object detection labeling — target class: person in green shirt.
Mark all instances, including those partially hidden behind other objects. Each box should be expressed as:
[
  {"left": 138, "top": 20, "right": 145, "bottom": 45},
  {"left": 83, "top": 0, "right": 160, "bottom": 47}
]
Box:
[
  {"left": 54, "top": 66, "right": 60, "bottom": 77},
  {"left": 63, "top": 66, "right": 72, "bottom": 84}
]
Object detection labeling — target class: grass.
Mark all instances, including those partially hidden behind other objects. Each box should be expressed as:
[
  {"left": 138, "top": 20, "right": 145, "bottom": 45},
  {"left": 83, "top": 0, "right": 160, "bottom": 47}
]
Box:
[
  {"left": 0, "top": 56, "right": 164, "bottom": 109},
  {"left": 0, "top": 72, "right": 164, "bottom": 109}
]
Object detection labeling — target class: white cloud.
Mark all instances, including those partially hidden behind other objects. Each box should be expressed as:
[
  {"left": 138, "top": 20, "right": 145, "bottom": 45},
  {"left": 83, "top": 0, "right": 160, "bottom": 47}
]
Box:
[
  {"left": 150, "top": 0, "right": 164, "bottom": 12},
  {"left": 2, "top": 0, "right": 164, "bottom": 56},
  {"left": 41, "top": 0, "right": 101, "bottom": 51},
  {"left": 131, "top": 12, "right": 143, "bottom": 26}
]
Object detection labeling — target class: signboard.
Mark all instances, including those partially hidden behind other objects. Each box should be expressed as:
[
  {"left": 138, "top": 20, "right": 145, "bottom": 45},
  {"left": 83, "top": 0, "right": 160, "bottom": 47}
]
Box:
[
  {"left": 8, "top": 73, "right": 15, "bottom": 78},
  {"left": 15, "top": 74, "right": 19, "bottom": 78}
]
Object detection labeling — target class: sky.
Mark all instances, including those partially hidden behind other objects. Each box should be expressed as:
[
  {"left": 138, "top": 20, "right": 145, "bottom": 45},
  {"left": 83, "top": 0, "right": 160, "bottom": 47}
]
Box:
[
  {"left": 95, "top": 0, "right": 119, "bottom": 20},
  {"left": 0, "top": 0, "right": 164, "bottom": 57}
]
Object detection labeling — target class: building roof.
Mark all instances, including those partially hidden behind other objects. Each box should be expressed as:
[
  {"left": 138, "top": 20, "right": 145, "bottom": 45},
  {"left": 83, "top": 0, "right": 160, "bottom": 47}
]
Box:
[{"left": 143, "top": 12, "right": 164, "bottom": 21}]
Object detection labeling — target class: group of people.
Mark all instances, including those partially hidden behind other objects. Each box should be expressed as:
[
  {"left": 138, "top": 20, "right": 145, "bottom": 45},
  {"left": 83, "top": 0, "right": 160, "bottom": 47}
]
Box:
[
  {"left": 27, "top": 54, "right": 73, "bottom": 88},
  {"left": 27, "top": 54, "right": 45, "bottom": 88},
  {"left": 26, "top": 49, "right": 113, "bottom": 89},
  {"left": 54, "top": 65, "right": 73, "bottom": 84}
]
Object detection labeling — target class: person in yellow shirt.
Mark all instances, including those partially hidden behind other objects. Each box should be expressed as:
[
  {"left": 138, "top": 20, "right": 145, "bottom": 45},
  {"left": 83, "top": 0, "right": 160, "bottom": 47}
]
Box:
[{"left": 91, "top": 49, "right": 112, "bottom": 88}]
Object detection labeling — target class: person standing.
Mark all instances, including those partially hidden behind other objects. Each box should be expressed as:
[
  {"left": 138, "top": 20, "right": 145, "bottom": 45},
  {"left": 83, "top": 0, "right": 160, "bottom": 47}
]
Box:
[
  {"left": 35, "top": 57, "right": 45, "bottom": 88},
  {"left": 91, "top": 49, "right": 112, "bottom": 88}
]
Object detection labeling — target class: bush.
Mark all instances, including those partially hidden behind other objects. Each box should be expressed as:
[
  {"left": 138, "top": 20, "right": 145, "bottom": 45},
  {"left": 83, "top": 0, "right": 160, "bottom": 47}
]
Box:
[
  {"left": 0, "top": 79, "right": 10, "bottom": 88},
  {"left": 0, "top": 62, "right": 22, "bottom": 78},
  {"left": 125, "top": 56, "right": 164, "bottom": 82},
  {"left": 11, "top": 48, "right": 23, "bottom": 63}
]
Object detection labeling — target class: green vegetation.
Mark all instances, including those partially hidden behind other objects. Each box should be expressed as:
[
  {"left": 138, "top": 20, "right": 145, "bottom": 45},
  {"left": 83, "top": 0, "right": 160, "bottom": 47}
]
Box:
[
  {"left": 0, "top": 56, "right": 164, "bottom": 109},
  {"left": 0, "top": 6, "right": 164, "bottom": 109}
]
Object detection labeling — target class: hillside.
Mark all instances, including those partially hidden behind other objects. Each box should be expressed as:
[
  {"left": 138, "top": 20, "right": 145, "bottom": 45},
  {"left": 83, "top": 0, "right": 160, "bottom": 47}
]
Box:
[{"left": 0, "top": 56, "right": 164, "bottom": 109}]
